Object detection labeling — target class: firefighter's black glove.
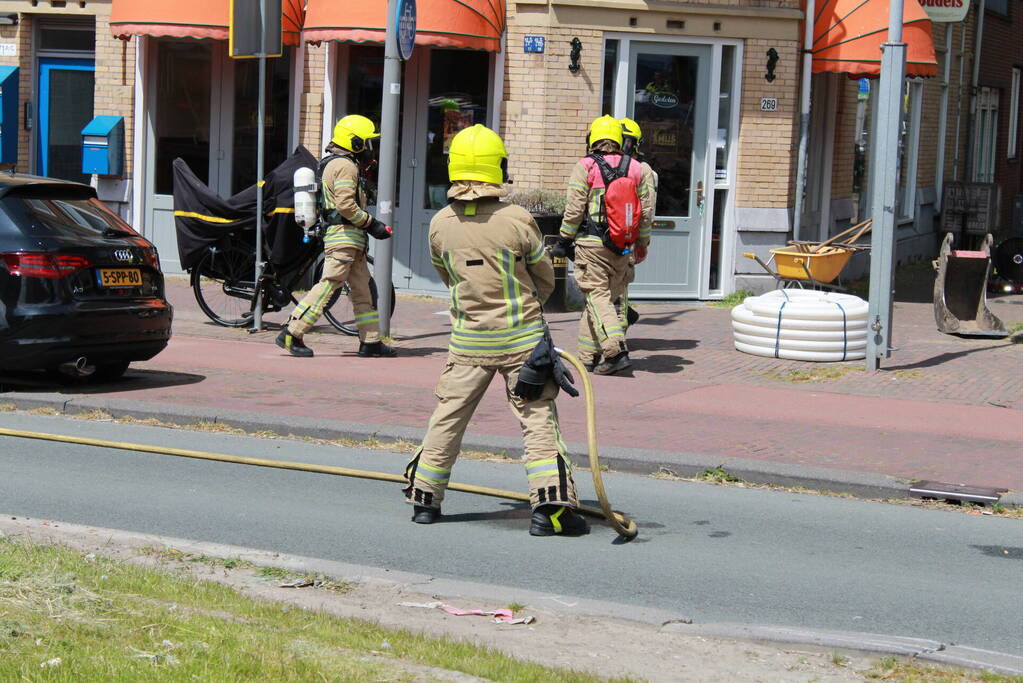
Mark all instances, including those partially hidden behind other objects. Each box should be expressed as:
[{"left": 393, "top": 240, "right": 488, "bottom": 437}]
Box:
[
  {"left": 366, "top": 218, "right": 393, "bottom": 240},
  {"left": 549, "top": 238, "right": 575, "bottom": 262},
  {"left": 549, "top": 349, "right": 579, "bottom": 398},
  {"left": 514, "top": 338, "right": 554, "bottom": 401}
]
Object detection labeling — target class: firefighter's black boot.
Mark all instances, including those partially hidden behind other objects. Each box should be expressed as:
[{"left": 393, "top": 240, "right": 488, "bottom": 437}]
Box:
[
  {"left": 594, "top": 351, "right": 631, "bottom": 375},
  {"left": 529, "top": 504, "right": 590, "bottom": 536},
  {"left": 275, "top": 329, "right": 314, "bottom": 358},
  {"left": 358, "top": 341, "right": 398, "bottom": 357},
  {"left": 412, "top": 505, "right": 440, "bottom": 524}
]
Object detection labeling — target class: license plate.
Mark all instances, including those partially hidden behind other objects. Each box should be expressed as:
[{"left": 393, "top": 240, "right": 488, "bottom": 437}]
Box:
[{"left": 97, "top": 268, "right": 142, "bottom": 287}]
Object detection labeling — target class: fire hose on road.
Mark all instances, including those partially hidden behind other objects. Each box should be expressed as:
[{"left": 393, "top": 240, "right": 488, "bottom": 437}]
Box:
[{"left": 0, "top": 350, "right": 638, "bottom": 540}]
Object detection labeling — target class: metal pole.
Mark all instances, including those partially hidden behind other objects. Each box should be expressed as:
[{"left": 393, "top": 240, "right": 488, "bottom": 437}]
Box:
[
  {"left": 792, "top": 0, "right": 816, "bottom": 242},
  {"left": 374, "top": 0, "right": 401, "bottom": 338},
  {"left": 252, "top": 0, "right": 269, "bottom": 332},
  {"left": 952, "top": 20, "right": 967, "bottom": 181},
  {"left": 965, "top": 0, "right": 986, "bottom": 181},
  {"left": 864, "top": 0, "right": 907, "bottom": 370},
  {"left": 934, "top": 23, "right": 953, "bottom": 212}
]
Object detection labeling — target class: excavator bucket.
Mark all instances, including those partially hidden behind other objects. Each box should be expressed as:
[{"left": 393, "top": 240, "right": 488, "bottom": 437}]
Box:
[{"left": 932, "top": 232, "right": 1007, "bottom": 337}]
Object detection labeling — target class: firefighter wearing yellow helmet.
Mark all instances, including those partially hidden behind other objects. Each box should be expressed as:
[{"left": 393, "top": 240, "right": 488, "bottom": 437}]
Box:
[
  {"left": 277, "top": 114, "right": 397, "bottom": 359},
  {"left": 617, "top": 117, "right": 658, "bottom": 330},
  {"left": 402, "top": 124, "right": 588, "bottom": 537},
  {"left": 553, "top": 115, "right": 653, "bottom": 375}
]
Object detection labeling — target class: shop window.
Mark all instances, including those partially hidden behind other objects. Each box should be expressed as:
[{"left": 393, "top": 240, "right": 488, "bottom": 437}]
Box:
[
  {"left": 232, "top": 48, "right": 292, "bottom": 193},
  {"left": 973, "top": 87, "right": 999, "bottom": 183},
  {"left": 856, "top": 78, "right": 924, "bottom": 222},
  {"left": 154, "top": 42, "right": 212, "bottom": 195},
  {"left": 39, "top": 24, "right": 95, "bottom": 52},
  {"left": 422, "top": 49, "right": 490, "bottom": 209},
  {"left": 1008, "top": 68, "right": 1020, "bottom": 160},
  {"left": 986, "top": 0, "right": 1008, "bottom": 15},
  {"left": 896, "top": 80, "right": 923, "bottom": 221},
  {"left": 714, "top": 46, "right": 735, "bottom": 185}
]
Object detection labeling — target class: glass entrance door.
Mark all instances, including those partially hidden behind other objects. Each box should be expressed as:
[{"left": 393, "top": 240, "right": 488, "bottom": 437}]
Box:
[
  {"left": 625, "top": 43, "right": 711, "bottom": 298},
  {"left": 38, "top": 58, "right": 95, "bottom": 184},
  {"left": 396, "top": 48, "right": 491, "bottom": 293}
]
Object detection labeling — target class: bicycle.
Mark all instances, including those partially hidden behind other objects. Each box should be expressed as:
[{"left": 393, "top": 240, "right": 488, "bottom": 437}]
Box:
[{"left": 189, "top": 231, "right": 396, "bottom": 335}]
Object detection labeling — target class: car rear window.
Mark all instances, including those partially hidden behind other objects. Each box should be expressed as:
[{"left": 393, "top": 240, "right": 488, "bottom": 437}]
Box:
[{"left": 0, "top": 190, "right": 139, "bottom": 239}]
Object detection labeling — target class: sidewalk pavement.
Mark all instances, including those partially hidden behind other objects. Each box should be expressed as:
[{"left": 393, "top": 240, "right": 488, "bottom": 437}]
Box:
[{"left": 3, "top": 276, "right": 1022, "bottom": 504}]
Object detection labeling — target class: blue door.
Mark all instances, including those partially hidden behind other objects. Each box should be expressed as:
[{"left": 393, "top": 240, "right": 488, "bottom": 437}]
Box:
[{"left": 38, "top": 58, "right": 94, "bottom": 183}]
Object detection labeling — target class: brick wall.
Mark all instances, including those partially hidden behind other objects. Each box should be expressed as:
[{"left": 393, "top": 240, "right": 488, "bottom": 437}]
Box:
[
  {"left": 93, "top": 7, "right": 135, "bottom": 177},
  {"left": 300, "top": 43, "right": 327, "bottom": 154},
  {"left": 736, "top": 39, "right": 800, "bottom": 208},
  {"left": 502, "top": 4, "right": 603, "bottom": 192}
]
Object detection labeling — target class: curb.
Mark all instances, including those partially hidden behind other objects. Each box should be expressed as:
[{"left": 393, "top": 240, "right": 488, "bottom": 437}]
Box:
[
  {"left": 1, "top": 391, "right": 1015, "bottom": 507},
  {"left": 661, "top": 623, "right": 1023, "bottom": 676},
  {"left": 4, "top": 515, "right": 1022, "bottom": 677}
]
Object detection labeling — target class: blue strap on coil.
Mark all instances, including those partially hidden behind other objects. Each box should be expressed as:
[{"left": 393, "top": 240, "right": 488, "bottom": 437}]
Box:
[
  {"left": 774, "top": 301, "right": 786, "bottom": 358},
  {"left": 835, "top": 301, "right": 847, "bottom": 361}
]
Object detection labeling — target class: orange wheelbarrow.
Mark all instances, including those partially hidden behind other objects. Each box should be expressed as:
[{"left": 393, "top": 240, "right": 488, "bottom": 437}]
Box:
[{"left": 743, "top": 219, "right": 871, "bottom": 291}]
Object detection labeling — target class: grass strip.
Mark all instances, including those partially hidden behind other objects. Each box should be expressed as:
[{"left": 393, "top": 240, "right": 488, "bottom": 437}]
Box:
[{"left": 0, "top": 536, "right": 611, "bottom": 682}]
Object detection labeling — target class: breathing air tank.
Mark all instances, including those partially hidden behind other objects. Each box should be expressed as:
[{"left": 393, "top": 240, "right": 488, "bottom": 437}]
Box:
[{"left": 293, "top": 166, "right": 318, "bottom": 240}]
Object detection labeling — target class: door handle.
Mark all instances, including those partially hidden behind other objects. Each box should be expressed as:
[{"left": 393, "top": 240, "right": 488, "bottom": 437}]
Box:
[{"left": 695, "top": 181, "right": 704, "bottom": 208}]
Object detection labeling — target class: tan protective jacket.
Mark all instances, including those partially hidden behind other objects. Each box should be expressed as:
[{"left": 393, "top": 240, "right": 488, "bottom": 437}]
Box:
[
  {"left": 429, "top": 181, "right": 555, "bottom": 365},
  {"left": 321, "top": 151, "right": 372, "bottom": 251},
  {"left": 559, "top": 152, "right": 654, "bottom": 249}
]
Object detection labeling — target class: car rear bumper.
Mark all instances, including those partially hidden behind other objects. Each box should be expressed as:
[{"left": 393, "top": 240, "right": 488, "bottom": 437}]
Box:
[{"left": 0, "top": 299, "right": 172, "bottom": 370}]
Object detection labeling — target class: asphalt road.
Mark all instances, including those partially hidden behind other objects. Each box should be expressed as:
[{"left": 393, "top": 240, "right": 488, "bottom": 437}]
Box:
[{"left": 2, "top": 412, "right": 1022, "bottom": 656}]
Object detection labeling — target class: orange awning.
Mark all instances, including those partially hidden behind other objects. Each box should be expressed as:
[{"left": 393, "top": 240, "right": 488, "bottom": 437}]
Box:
[
  {"left": 809, "top": 0, "right": 938, "bottom": 78},
  {"left": 110, "top": 0, "right": 304, "bottom": 46},
  {"left": 304, "top": 0, "right": 504, "bottom": 51}
]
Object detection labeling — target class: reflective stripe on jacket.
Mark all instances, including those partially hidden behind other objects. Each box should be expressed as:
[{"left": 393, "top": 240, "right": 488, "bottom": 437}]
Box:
[
  {"left": 321, "top": 155, "right": 372, "bottom": 250},
  {"left": 429, "top": 183, "right": 555, "bottom": 365}
]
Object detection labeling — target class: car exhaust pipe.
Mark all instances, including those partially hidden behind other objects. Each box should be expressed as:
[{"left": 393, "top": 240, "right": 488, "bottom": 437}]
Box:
[{"left": 58, "top": 357, "right": 95, "bottom": 378}]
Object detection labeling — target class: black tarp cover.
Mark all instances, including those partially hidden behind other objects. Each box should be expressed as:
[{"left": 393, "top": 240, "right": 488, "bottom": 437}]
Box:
[{"left": 173, "top": 147, "right": 318, "bottom": 271}]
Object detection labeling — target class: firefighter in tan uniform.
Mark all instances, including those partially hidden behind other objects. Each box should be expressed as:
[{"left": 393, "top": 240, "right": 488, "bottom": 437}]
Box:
[
  {"left": 276, "top": 115, "right": 397, "bottom": 358},
  {"left": 552, "top": 116, "right": 653, "bottom": 375},
  {"left": 402, "top": 124, "right": 589, "bottom": 537},
  {"left": 618, "top": 117, "right": 657, "bottom": 331}
]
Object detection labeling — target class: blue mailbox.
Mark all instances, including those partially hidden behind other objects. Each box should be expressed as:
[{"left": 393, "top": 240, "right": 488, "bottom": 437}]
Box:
[
  {"left": 0, "top": 66, "right": 19, "bottom": 165},
  {"left": 81, "top": 115, "right": 124, "bottom": 176}
]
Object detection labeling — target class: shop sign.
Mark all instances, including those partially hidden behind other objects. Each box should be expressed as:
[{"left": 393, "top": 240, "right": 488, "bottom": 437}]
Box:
[
  {"left": 652, "top": 93, "right": 679, "bottom": 109},
  {"left": 919, "top": 0, "right": 969, "bottom": 22},
  {"left": 523, "top": 36, "right": 545, "bottom": 53},
  {"left": 396, "top": 0, "right": 417, "bottom": 61}
]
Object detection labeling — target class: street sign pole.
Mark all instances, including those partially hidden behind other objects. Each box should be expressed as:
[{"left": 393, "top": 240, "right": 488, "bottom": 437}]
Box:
[
  {"left": 253, "top": 0, "right": 268, "bottom": 331},
  {"left": 375, "top": 0, "right": 414, "bottom": 338},
  {"left": 865, "top": 0, "right": 907, "bottom": 370}
]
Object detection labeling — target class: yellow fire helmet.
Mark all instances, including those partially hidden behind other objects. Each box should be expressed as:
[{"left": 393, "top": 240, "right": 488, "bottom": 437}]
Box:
[
  {"left": 331, "top": 114, "right": 381, "bottom": 153},
  {"left": 447, "top": 124, "right": 508, "bottom": 185},
  {"left": 620, "top": 117, "right": 642, "bottom": 143},
  {"left": 587, "top": 114, "right": 624, "bottom": 148}
]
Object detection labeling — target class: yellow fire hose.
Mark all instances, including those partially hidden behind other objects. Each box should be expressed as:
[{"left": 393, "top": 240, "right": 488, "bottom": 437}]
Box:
[{"left": 0, "top": 350, "right": 638, "bottom": 540}]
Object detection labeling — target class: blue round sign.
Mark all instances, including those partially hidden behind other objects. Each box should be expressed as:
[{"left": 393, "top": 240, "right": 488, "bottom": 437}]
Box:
[{"left": 396, "top": 0, "right": 417, "bottom": 61}]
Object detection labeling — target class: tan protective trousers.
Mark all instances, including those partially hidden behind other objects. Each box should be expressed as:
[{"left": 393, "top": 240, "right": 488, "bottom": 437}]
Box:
[
  {"left": 574, "top": 245, "right": 631, "bottom": 363},
  {"left": 287, "top": 245, "right": 380, "bottom": 343},
  {"left": 403, "top": 361, "right": 579, "bottom": 510}
]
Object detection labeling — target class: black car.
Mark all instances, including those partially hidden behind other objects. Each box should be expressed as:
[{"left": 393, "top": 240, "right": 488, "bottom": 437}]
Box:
[{"left": 0, "top": 174, "right": 172, "bottom": 380}]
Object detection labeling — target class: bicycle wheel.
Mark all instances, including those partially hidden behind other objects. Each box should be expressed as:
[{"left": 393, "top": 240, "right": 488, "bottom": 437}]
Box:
[{"left": 191, "top": 242, "right": 256, "bottom": 327}]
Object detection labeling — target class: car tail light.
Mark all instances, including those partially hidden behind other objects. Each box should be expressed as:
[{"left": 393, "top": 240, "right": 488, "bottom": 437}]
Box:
[
  {"left": 142, "top": 246, "right": 162, "bottom": 272},
  {"left": 0, "top": 252, "right": 92, "bottom": 278}
]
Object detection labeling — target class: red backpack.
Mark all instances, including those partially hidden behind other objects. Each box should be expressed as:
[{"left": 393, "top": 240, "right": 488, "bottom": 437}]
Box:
[{"left": 587, "top": 153, "right": 641, "bottom": 252}]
